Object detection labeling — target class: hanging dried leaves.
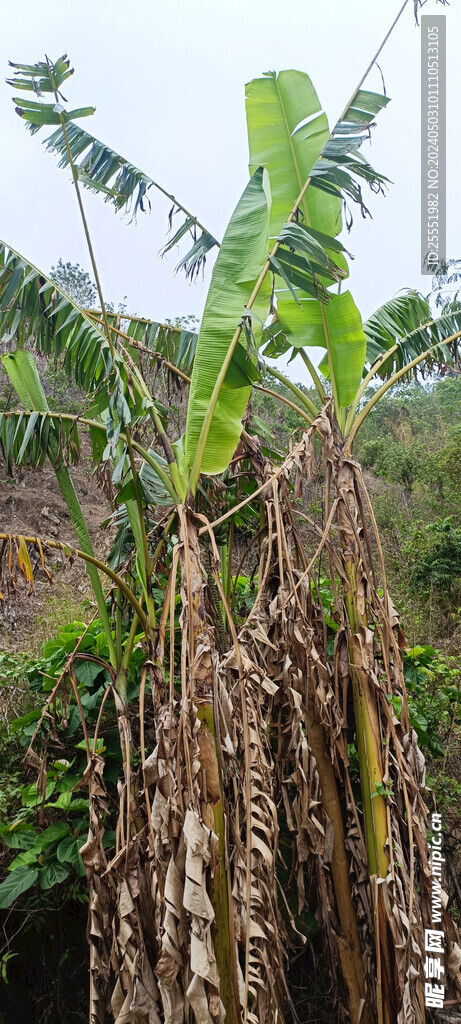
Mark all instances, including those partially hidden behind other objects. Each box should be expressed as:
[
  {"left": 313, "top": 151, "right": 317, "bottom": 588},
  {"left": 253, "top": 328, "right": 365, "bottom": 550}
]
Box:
[{"left": 9, "top": 420, "right": 461, "bottom": 1024}]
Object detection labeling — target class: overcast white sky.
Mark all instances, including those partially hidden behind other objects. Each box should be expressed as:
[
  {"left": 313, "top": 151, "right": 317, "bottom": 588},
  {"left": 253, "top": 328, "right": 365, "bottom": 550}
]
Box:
[{"left": 1, "top": 0, "right": 460, "bottom": 383}]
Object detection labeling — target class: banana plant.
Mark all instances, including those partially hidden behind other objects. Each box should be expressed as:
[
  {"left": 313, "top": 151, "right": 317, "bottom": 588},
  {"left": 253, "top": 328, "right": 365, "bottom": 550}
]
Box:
[
  {"left": 243, "top": 69, "right": 461, "bottom": 1024},
  {"left": 2, "top": 54, "right": 280, "bottom": 1024},
  {"left": 7, "top": 55, "right": 218, "bottom": 279},
  {"left": 2, "top": 46, "right": 461, "bottom": 1024}
]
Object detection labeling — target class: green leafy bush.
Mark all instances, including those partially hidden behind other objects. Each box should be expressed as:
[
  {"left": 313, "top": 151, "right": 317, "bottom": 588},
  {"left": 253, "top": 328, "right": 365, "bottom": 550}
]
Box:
[
  {"left": 403, "top": 644, "right": 461, "bottom": 756},
  {"left": 0, "top": 618, "right": 147, "bottom": 909},
  {"left": 409, "top": 518, "right": 461, "bottom": 599}
]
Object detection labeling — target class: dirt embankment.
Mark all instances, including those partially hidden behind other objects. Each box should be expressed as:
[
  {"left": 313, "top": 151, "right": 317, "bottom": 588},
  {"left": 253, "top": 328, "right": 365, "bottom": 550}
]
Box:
[{"left": 0, "top": 444, "right": 111, "bottom": 655}]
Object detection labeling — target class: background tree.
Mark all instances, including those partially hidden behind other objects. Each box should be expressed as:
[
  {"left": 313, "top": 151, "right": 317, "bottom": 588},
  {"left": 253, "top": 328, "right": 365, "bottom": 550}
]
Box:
[{"left": 50, "top": 259, "right": 97, "bottom": 307}]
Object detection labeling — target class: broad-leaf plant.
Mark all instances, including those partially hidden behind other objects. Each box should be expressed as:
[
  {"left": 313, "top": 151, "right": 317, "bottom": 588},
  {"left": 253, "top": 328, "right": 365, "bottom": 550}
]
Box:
[{"left": 1, "top": 42, "right": 461, "bottom": 1024}]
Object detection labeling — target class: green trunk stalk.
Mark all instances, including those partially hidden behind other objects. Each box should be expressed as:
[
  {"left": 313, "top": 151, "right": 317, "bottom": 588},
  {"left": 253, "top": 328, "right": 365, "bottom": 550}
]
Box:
[
  {"left": 220, "top": 542, "right": 228, "bottom": 603},
  {"left": 196, "top": 704, "right": 241, "bottom": 1024},
  {"left": 116, "top": 611, "right": 140, "bottom": 708},
  {"left": 335, "top": 458, "right": 389, "bottom": 879},
  {"left": 179, "top": 512, "right": 240, "bottom": 1024},
  {"left": 343, "top": 560, "right": 389, "bottom": 879},
  {"left": 306, "top": 688, "right": 369, "bottom": 1024},
  {"left": 115, "top": 589, "right": 123, "bottom": 667},
  {"left": 226, "top": 521, "right": 234, "bottom": 606},
  {"left": 336, "top": 467, "right": 389, "bottom": 879},
  {"left": 335, "top": 455, "right": 392, "bottom": 1022}
]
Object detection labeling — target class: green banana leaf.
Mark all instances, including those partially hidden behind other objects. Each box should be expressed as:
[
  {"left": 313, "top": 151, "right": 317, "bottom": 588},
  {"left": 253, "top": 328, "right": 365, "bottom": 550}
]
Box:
[
  {"left": 2, "top": 349, "right": 49, "bottom": 411},
  {"left": 0, "top": 409, "right": 102, "bottom": 475},
  {"left": 0, "top": 244, "right": 114, "bottom": 393},
  {"left": 7, "top": 57, "right": 218, "bottom": 279},
  {"left": 245, "top": 70, "right": 341, "bottom": 242},
  {"left": 184, "top": 166, "right": 271, "bottom": 477},
  {"left": 364, "top": 290, "right": 461, "bottom": 376},
  {"left": 0, "top": 244, "right": 164, "bottom": 433},
  {"left": 246, "top": 72, "right": 392, "bottom": 413},
  {"left": 277, "top": 290, "right": 366, "bottom": 408}
]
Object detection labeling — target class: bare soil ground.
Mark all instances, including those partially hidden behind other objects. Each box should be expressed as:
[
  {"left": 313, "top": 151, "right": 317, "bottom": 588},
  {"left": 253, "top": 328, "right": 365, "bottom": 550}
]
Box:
[{"left": 0, "top": 442, "right": 111, "bottom": 655}]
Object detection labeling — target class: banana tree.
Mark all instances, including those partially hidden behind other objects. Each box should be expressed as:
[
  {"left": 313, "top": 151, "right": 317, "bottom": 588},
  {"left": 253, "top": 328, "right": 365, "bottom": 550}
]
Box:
[
  {"left": 2, "top": 46, "right": 461, "bottom": 1024},
  {"left": 7, "top": 55, "right": 219, "bottom": 279},
  {"left": 2, "top": 51, "right": 281, "bottom": 1024},
  {"left": 242, "top": 68, "right": 461, "bottom": 1024}
]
